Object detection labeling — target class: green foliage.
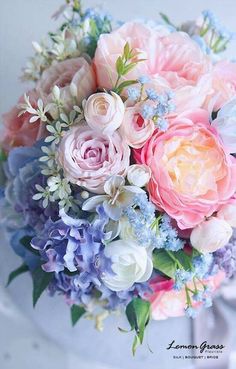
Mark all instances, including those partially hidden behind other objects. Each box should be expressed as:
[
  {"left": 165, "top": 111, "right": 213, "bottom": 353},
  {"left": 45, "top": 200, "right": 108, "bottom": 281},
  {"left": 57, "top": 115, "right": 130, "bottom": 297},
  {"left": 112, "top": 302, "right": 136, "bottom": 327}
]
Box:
[
  {"left": 125, "top": 298, "right": 151, "bottom": 355},
  {"left": 32, "top": 267, "right": 54, "bottom": 307},
  {"left": 7, "top": 264, "right": 29, "bottom": 287},
  {"left": 71, "top": 304, "right": 86, "bottom": 326},
  {"left": 153, "top": 249, "right": 194, "bottom": 278},
  {"left": 113, "top": 42, "right": 145, "bottom": 94}
]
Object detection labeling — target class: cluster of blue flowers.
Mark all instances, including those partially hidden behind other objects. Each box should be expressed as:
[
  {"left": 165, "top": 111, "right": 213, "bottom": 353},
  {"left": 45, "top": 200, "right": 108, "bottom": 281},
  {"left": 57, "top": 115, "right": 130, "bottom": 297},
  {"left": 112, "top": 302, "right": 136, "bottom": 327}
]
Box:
[{"left": 124, "top": 193, "right": 184, "bottom": 251}]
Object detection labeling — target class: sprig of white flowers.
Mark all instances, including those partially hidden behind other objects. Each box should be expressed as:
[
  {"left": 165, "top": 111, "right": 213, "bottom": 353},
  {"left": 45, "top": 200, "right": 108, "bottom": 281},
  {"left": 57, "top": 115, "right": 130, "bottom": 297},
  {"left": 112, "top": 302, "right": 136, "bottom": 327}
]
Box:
[{"left": 18, "top": 95, "right": 50, "bottom": 123}]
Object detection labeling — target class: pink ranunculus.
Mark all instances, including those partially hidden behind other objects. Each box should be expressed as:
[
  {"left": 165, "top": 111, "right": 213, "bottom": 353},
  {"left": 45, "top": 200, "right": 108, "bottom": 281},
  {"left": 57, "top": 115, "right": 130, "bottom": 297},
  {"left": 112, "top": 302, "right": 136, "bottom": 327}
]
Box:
[
  {"left": 37, "top": 57, "right": 96, "bottom": 115},
  {"left": 119, "top": 105, "right": 155, "bottom": 148},
  {"left": 57, "top": 125, "right": 130, "bottom": 194},
  {"left": 134, "top": 109, "right": 236, "bottom": 229},
  {"left": 1, "top": 89, "right": 46, "bottom": 151},
  {"left": 94, "top": 22, "right": 212, "bottom": 113},
  {"left": 84, "top": 92, "right": 125, "bottom": 134},
  {"left": 147, "top": 272, "right": 225, "bottom": 320},
  {"left": 208, "top": 61, "right": 236, "bottom": 111},
  {"left": 119, "top": 104, "right": 155, "bottom": 149}
]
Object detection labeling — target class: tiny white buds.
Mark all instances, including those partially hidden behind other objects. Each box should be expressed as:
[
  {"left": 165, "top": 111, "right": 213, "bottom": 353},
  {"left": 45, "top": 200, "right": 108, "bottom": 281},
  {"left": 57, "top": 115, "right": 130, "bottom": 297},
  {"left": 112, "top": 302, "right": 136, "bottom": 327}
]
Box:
[
  {"left": 32, "top": 41, "right": 42, "bottom": 54},
  {"left": 52, "top": 85, "right": 61, "bottom": 101},
  {"left": 81, "top": 191, "right": 89, "bottom": 200},
  {"left": 70, "top": 82, "right": 78, "bottom": 98}
]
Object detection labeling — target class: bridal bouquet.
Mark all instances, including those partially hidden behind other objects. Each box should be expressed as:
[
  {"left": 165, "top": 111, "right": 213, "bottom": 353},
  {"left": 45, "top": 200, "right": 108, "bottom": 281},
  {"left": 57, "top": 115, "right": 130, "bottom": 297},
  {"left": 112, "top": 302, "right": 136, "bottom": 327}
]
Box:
[{"left": 1, "top": 1, "right": 236, "bottom": 353}]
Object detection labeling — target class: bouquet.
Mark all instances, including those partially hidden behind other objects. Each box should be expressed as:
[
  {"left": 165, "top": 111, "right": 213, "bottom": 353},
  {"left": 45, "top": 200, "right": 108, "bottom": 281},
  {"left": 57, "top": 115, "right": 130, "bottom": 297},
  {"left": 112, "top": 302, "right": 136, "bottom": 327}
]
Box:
[{"left": 1, "top": 1, "right": 236, "bottom": 353}]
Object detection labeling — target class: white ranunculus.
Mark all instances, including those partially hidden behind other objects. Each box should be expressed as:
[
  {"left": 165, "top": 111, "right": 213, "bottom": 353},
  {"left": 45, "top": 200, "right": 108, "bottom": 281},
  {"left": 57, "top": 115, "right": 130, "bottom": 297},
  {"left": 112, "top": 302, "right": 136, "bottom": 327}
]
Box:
[
  {"left": 102, "top": 240, "right": 153, "bottom": 291},
  {"left": 217, "top": 203, "right": 236, "bottom": 228},
  {"left": 84, "top": 92, "right": 125, "bottom": 134},
  {"left": 212, "top": 98, "right": 236, "bottom": 153},
  {"left": 127, "top": 164, "right": 151, "bottom": 187},
  {"left": 190, "top": 217, "right": 233, "bottom": 254}
]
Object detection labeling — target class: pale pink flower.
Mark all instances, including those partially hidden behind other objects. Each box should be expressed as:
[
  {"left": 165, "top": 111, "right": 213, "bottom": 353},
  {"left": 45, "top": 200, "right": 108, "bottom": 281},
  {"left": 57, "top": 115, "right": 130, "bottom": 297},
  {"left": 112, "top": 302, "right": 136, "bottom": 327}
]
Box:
[
  {"left": 119, "top": 105, "right": 155, "bottom": 148},
  {"left": 84, "top": 92, "right": 125, "bottom": 134},
  {"left": 57, "top": 125, "right": 130, "bottom": 194},
  {"left": 37, "top": 57, "right": 96, "bottom": 114},
  {"left": 94, "top": 22, "right": 212, "bottom": 113},
  {"left": 1, "top": 89, "right": 46, "bottom": 151},
  {"left": 134, "top": 109, "right": 236, "bottom": 229},
  {"left": 147, "top": 272, "right": 225, "bottom": 320}
]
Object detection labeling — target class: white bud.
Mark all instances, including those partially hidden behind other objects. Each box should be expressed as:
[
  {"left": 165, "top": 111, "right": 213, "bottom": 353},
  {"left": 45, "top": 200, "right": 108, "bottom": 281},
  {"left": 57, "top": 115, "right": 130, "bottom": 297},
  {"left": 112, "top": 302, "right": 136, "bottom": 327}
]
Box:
[
  {"left": 190, "top": 217, "right": 233, "bottom": 254},
  {"left": 70, "top": 82, "right": 78, "bottom": 98},
  {"left": 32, "top": 41, "right": 43, "bottom": 53},
  {"left": 81, "top": 191, "right": 89, "bottom": 200},
  {"left": 52, "top": 85, "right": 61, "bottom": 101},
  {"left": 127, "top": 164, "right": 151, "bottom": 187}
]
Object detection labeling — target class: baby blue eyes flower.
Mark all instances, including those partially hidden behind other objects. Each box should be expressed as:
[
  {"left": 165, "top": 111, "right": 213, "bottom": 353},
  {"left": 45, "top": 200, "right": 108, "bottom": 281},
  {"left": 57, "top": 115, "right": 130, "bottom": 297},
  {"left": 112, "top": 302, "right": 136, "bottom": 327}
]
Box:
[
  {"left": 127, "top": 87, "right": 140, "bottom": 101},
  {"left": 140, "top": 104, "right": 155, "bottom": 119},
  {"left": 138, "top": 75, "right": 150, "bottom": 84}
]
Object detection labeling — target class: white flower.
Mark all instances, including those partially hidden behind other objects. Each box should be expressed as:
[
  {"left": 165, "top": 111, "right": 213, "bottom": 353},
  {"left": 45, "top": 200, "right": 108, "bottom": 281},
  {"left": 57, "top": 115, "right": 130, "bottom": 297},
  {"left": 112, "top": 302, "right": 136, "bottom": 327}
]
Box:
[
  {"left": 212, "top": 98, "right": 236, "bottom": 153},
  {"left": 217, "top": 203, "right": 236, "bottom": 227},
  {"left": 82, "top": 175, "right": 144, "bottom": 220},
  {"left": 119, "top": 216, "right": 137, "bottom": 242},
  {"left": 84, "top": 92, "right": 125, "bottom": 135},
  {"left": 127, "top": 164, "right": 151, "bottom": 187},
  {"left": 190, "top": 217, "right": 233, "bottom": 254},
  {"left": 102, "top": 240, "right": 153, "bottom": 291}
]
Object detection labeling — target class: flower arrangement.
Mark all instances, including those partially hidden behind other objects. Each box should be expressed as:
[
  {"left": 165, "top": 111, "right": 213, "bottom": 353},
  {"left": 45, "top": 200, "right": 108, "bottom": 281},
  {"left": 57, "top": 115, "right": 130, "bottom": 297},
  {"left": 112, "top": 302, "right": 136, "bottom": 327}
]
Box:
[{"left": 1, "top": 1, "right": 236, "bottom": 353}]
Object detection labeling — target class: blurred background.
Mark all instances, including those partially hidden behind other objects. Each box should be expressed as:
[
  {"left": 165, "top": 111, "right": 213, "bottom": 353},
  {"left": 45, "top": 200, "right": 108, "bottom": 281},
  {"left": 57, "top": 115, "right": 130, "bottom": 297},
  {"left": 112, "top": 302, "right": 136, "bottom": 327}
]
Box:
[{"left": 0, "top": 1, "right": 236, "bottom": 368}]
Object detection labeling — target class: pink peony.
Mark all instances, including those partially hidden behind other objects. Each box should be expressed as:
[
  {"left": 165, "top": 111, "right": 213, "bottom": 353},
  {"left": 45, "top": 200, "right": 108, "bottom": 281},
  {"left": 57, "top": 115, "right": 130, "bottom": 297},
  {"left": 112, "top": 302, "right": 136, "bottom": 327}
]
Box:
[
  {"left": 134, "top": 109, "right": 236, "bottom": 229},
  {"left": 37, "top": 57, "right": 96, "bottom": 115},
  {"left": 147, "top": 272, "right": 225, "bottom": 320},
  {"left": 1, "top": 89, "right": 46, "bottom": 151},
  {"left": 209, "top": 61, "right": 236, "bottom": 111},
  {"left": 57, "top": 125, "right": 130, "bottom": 194},
  {"left": 94, "top": 22, "right": 212, "bottom": 113},
  {"left": 119, "top": 105, "right": 155, "bottom": 148}
]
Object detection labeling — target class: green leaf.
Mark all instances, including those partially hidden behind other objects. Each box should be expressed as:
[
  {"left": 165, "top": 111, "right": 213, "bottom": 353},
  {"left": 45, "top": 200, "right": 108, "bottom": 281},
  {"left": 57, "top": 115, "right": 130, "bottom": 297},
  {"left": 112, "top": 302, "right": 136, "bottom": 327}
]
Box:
[
  {"left": 124, "top": 42, "right": 130, "bottom": 60},
  {"left": 0, "top": 149, "right": 7, "bottom": 162},
  {"left": 7, "top": 264, "right": 29, "bottom": 287},
  {"left": 126, "top": 298, "right": 151, "bottom": 355},
  {"left": 32, "top": 267, "right": 54, "bottom": 307},
  {"left": 20, "top": 236, "right": 39, "bottom": 255},
  {"left": 174, "top": 250, "right": 193, "bottom": 271},
  {"left": 116, "top": 56, "right": 124, "bottom": 76},
  {"left": 115, "top": 79, "right": 138, "bottom": 94},
  {"left": 122, "top": 63, "right": 137, "bottom": 76},
  {"left": 159, "top": 12, "right": 177, "bottom": 29},
  {"left": 152, "top": 249, "right": 176, "bottom": 278},
  {"left": 71, "top": 305, "right": 86, "bottom": 326}
]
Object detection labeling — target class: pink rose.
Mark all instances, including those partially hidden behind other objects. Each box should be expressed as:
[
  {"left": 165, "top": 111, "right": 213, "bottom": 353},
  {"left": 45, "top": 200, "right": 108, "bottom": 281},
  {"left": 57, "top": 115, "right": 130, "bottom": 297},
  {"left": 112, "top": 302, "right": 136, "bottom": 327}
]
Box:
[
  {"left": 37, "top": 57, "right": 96, "bottom": 114},
  {"left": 134, "top": 109, "right": 236, "bottom": 229},
  {"left": 147, "top": 272, "right": 225, "bottom": 320},
  {"left": 209, "top": 61, "right": 236, "bottom": 111},
  {"left": 1, "top": 89, "right": 46, "bottom": 151},
  {"left": 84, "top": 92, "right": 125, "bottom": 134},
  {"left": 94, "top": 22, "right": 212, "bottom": 112},
  {"left": 119, "top": 105, "right": 155, "bottom": 148},
  {"left": 57, "top": 125, "right": 130, "bottom": 194}
]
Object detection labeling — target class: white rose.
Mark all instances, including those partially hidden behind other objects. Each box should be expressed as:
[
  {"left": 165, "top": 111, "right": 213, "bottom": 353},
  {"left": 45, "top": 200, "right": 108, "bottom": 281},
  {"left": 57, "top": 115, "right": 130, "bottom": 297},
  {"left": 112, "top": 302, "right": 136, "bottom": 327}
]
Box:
[
  {"left": 190, "top": 217, "right": 233, "bottom": 254},
  {"left": 102, "top": 240, "right": 153, "bottom": 291},
  {"left": 84, "top": 92, "right": 125, "bottom": 134},
  {"left": 127, "top": 164, "right": 151, "bottom": 187},
  {"left": 217, "top": 203, "right": 236, "bottom": 227}
]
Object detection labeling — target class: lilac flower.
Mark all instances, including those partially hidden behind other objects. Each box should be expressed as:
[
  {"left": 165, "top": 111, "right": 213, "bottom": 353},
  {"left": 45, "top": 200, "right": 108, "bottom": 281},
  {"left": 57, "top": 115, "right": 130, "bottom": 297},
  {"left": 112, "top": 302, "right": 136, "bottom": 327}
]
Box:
[
  {"left": 4, "top": 144, "right": 58, "bottom": 231},
  {"left": 31, "top": 205, "right": 113, "bottom": 287},
  {"left": 213, "top": 231, "right": 236, "bottom": 278}
]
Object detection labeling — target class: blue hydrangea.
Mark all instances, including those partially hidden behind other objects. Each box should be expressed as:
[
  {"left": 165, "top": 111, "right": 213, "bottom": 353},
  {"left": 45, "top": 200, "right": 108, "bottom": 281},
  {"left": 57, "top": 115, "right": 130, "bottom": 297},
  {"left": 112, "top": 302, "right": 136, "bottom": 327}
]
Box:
[{"left": 127, "top": 87, "right": 140, "bottom": 101}]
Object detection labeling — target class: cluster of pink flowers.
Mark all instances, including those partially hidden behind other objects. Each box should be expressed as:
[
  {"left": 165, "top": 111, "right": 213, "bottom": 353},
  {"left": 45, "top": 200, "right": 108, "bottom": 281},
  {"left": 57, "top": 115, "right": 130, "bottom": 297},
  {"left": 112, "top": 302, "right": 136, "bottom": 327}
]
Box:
[{"left": 1, "top": 4, "right": 236, "bottom": 349}]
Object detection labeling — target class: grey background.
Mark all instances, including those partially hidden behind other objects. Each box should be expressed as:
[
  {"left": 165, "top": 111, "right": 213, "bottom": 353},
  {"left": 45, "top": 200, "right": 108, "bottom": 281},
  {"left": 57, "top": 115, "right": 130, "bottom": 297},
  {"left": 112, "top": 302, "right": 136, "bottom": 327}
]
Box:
[{"left": 0, "top": 1, "right": 236, "bottom": 369}]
